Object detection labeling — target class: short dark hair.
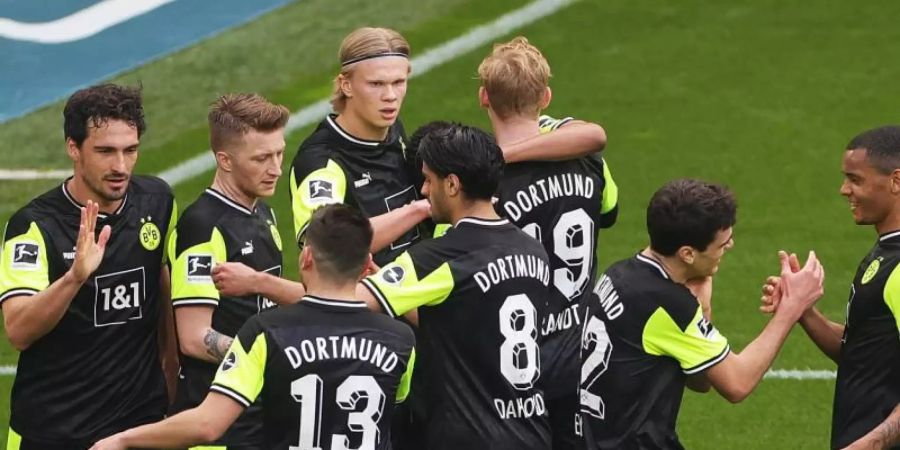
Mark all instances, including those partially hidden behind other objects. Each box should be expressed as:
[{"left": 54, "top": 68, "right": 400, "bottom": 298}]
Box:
[
  {"left": 63, "top": 84, "right": 146, "bottom": 147},
  {"left": 647, "top": 179, "right": 737, "bottom": 256},
  {"left": 305, "top": 204, "right": 373, "bottom": 283},
  {"left": 846, "top": 126, "right": 900, "bottom": 174},
  {"left": 408, "top": 121, "right": 454, "bottom": 188},
  {"left": 417, "top": 123, "right": 504, "bottom": 200}
]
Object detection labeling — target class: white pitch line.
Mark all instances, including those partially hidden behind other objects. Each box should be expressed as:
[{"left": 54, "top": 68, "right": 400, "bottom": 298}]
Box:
[
  {"left": 764, "top": 369, "right": 836, "bottom": 380},
  {"left": 0, "top": 169, "right": 72, "bottom": 180},
  {"left": 157, "top": 0, "right": 578, "bottom": 186},
  {"left": 0, "top": 365, "right": 15, "bottom": 376}
]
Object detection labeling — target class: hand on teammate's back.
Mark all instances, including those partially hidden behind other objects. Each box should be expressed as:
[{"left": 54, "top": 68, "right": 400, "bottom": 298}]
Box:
[
  {"left": 771, "top": 250, "right": 825, "bottom": 320},
  {"left": 71, "top": 200, "right": 112, "bottom": 283},
  {"left": 212, "top": 262, "right": 258, "bottom": 296}
]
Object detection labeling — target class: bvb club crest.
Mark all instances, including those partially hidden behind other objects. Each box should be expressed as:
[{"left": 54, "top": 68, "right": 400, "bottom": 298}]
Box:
[
  {"left": 861, "top": 257, "right": 881, "bottom": 285},
  {"left": 269, "top": 221, "right": 282, "bottom": 252},
  {"left": 139, "top": 217, "right": 161, "bottom": 251}
]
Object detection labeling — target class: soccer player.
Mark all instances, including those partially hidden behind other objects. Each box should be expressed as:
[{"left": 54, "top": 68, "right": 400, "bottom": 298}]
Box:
[
  {"left": 478, "top": 36, "right": 617, "bottom": 449},
  {"left": 90, "top": 204, "right": 416, "bottom": 450},
  {"left": 762, "top": 126, "right": 900, "bottom": 450},
  {"left": 578, "top": 179, "right": 825, "bottom": 449},
  {"left": 289, "top": 27, "right": 430, "bottom": 266},
  {"left": 358, "top": 123, "right": 554, "bottom": 450},
  {"left": 168, "top": 93, "right": 309, "bottom": 448},
  {"left": 0, "top": 84, "right": 178, "bottom": 449}
]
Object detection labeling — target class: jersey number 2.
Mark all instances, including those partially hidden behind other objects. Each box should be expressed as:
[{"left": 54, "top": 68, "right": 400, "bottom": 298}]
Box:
[
  {"left": 291, "top": 374, "right": 386, "bottom": 450},
  {"left": 580, "top": 315, "right": 612, "bottom": 419}
]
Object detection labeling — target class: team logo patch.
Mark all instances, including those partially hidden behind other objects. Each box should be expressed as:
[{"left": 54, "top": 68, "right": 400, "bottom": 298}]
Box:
[
  {"left": 697, "top": 317, "right": 715, "bottom": 338},
  {"left": 11, "top": 242, "right": 39, "bottom": 269},
  {"left": 186, "top": 255, "right": 213, "bottom": 282},
  {"left": 381, "top": 265, "right": 406, "bottom": 285},
  {"left": 222, "top": 352, "right": 237, "bottom": 372},
  {"left": 269, "top": 221, "right": 282, "bottom": 252},
  {"left": 308, "top": 179, "right": 334, "bottom": 201},
  {"left": 861, "top": 258, "right": 881, "bottom": 285},
  {"left": 139, "top": 218, "right": 161, "bottom": 251}
]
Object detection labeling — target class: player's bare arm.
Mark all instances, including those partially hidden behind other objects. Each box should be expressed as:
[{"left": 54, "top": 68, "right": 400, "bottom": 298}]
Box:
[
  {"left": 368, "top": 199, "right": 431, "bottom": 253},
  {"left": 843, "top": 404, "right": 900, "bottom": 450},
  {"left": 157, "top": 267, "right": 179, "bottom": 404},
  {"left": 3, "top": 201, "right": 110, "bottom": 350},
  {"left": 705, "top": 251, "right": 824, "bottom": 403},
  {"left": 175, "top": 306, "right": 233, "bottom": 363},
  {"left": 502, "top": 119, "right": 607, "bottom": 163},
  {"left": 211, "top": 262, "right": 306, "bottom": 305},
  {"left": 90, "top": 392, "right": 243, "bottom": 450}
]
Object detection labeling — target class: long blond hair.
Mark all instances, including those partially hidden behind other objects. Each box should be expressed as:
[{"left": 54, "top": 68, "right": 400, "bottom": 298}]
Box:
[{"left": 331, "top": 27, "right": 411, "bottom": 112}]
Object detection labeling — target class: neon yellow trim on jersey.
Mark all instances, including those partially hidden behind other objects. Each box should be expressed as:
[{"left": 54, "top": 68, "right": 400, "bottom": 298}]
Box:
[
  {"left": 882, "top": 264, "right": 900, "bottom": 338},
  {"left": 366, "top": 251, "right": 455, "bottom": 316},
  {"left": 6, "top": 427, "right": 21, "bottom": 450},
  {"left": 0, "top": 222, "right": 50, "bottom": 298},
  {"left": 642, "top": 305, "right": 729, "bottom": 374},
  {"left": 538, "top": 114, "right": 573, "bottom": 134},
  {"left": 190, "top": 446, "right": 225, "bottom": 450},
  {"left": 291, "top": 160, "right": 348, "bottom": 245},
  {"left": 162, "top": 198, "right": 179, "bottom": 266},
  {"left": 170, "top": 227, "right": 227, "bottom": 305},
  {"left": 600, "top": 159, "right": 618, "bottom": 214},
  {"left": 396, "top": 348, "right": 415, "bottom": 403},
  {"left": 212, "top": 331, "right": 267, "bottom": 406},
  {"left": 433, "top": 223, "right": 451, "bottom": 238}
]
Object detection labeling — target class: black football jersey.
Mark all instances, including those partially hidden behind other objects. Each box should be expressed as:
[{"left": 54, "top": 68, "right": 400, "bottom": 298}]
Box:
[
  {"left": 290, "top": 115, "right": 426, "bottom": 266},
  {"left": 578, "top": 254, "right": 730, "bottom": 450},
  {"left": 0, "top": 176, "right": 176, "bottom": 446},
  {"left": 169, "top": 188, "right": 283, "bottom": 446},
  {"left": 362, "top": 217, "right": 553, "bottom": 450},
  {"left": 210, "top": 296, "right": 415, "bottom": 449},
  {"left": 831, "top": 231, "right": 900, "bottom": 450}
]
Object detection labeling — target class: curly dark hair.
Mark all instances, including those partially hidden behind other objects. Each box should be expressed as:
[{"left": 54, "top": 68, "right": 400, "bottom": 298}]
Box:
[
  {"left": 63, "top": 84, "right": 145, "bottom": 147},
  {"left": 647, "top": 179, "right": 737, "bottom": 255}
]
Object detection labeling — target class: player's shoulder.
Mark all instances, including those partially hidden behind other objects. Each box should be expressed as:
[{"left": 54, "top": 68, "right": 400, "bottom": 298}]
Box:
[
  {"left": 176, "top": 193, "right": 227, "bottom": 236},
  {"left": 128, "top": 175, "right": 174, "bottom": 198},
  {"left": 363, "top": 310, "right": 416, "bottom": 347},
  {"left": 4, "top": 184, "right": 69, "bottom": 234},
  {"left": 606, "top": 256, "right": 698, "bottom": 324}
]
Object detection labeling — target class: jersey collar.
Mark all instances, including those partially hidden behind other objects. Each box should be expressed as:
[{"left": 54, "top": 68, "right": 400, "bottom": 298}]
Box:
[
  {"left": 455, "top": 217, "right": 510, "bottom": 228},
  {"left": 635, "top": 253, "right": 670, "bottom": 280},
  {"left": 60, "top": 178, "right": 128, "bottom": 219},
  {"left": 303, "top": 295, "right": 369, "bottom": 310},
  {"left": 879, "top": 230, "right": 900, "bottom": 242},
  {"left": 325, "top": 114, "right": 391, "bottom": 148},
  {"left": 204, "top": 188, "right": 254, "bottom": 216}
]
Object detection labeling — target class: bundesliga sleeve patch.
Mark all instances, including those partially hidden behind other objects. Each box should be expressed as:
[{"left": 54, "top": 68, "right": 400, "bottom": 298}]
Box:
[
  {"left": 381, "top": 265, "right": 407, "bottom": 285},
  {"left": 186, "top": 255, "right": 213, "bottom": 282},
  {"left": 11, "top": 242, "right": 39, "bottom": 269},
  {"left": 308, "top": 179, "right": 335, "bottom": 202}
]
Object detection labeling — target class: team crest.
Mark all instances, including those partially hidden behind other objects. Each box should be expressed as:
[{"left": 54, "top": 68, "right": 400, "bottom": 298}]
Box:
[
  {"left": 381, "top": 265, "right": 406, "bottom": 285},
  {"left": 861, "top": 258, "right": 881, "bottom": 284},
  {"left": 11, "top": 242, "right": 39, "bottom": 269},
  {"left": 269, "top": 221, "right": 282, "bottom": 252},
  {"left": 222, "top": 352, "right": 237, "bottom": 372},
  {"left": 139, "top": 217, "right": 161, "bottom": 251}
]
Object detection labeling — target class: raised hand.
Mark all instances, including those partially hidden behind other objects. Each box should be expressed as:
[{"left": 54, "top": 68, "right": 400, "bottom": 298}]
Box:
[
  {"left": 71, "top": 200, "right": 112, "bottom": 283},
  {"left": 775, "top": 250, "right": 825, "bottom": 320}
]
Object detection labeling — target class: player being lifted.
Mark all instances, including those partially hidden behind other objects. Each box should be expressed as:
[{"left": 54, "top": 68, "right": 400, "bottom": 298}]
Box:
[
  {"left": 167, "top": 93, "right": 308, "bottom": 448},
  {"left": 579, "top": 179, "right": 825, "bottom": 449},
  {"left": 478, "top": 36, "right": 617, "bottom": 449},
  {"left": 358, "top": 123, "right": 554, "bottom": 450},
  {"left": 92, "top": 204, "right": 415, "bottom": 450},
  {"left": 0, "top": 84, "right": 178, "bottom": 449}
]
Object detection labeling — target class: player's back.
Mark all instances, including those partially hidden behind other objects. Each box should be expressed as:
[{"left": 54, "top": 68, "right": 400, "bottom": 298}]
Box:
[{"left": 212, "top": 296, "right": 415, "bottom": 449}]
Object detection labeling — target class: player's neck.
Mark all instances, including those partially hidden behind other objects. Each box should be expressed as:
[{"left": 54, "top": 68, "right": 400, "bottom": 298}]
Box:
[
  {"left": 875, "top": 209, "right": 900, "bottom": 236},
  {"left": 335, "top": 112, "right": 389, "bottom": 142},
  {"left": 451, "top": 199, "right": 501, "bottom": 225},
  {"left": 303, "top": 277, "right": 358, "bottom": 303},
  {"left": 211, "top": 174, "right": 257, "bottom": 210},
  {"left": 66, "top": 177, "right": 122, "bottom": 214},
  {"left": 490, "top": 113, "right": 541, "bottom": 147},
  {"left": 641, "top": 247, "right": 692, "bottom": 284}
]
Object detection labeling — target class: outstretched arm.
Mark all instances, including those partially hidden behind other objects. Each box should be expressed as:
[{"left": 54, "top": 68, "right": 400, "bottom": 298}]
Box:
[
  {"left": 212, "top": 263, "right": 306, "bottom": 305},
  {"left": 502, "top": 119, "right": 606, "bottom": 163}
]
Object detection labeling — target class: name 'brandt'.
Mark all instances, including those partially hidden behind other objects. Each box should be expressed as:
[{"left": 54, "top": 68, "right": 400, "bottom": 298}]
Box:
[
  {"left": 503, "top": 172, "right": 595, "bottom": 221},
  {"left": 474, "top": 254, "right": 550, "bottom": 293}
]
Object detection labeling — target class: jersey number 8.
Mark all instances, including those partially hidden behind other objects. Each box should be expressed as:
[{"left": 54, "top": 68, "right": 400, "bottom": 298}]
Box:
[{"left": 499, "top": 294, "right": 540, "bottom": 390}]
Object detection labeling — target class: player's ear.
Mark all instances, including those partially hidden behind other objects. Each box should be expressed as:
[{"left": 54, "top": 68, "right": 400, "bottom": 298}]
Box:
[
  {"left": 540, "top": 86, "right": 552, "bottom": 110},
  {"left": 677, "top": 246, "right": 695, "bottom": 265},
  {"left": 214, "top": 150, "right": 233, "bottom": 172},
  {"left": 65, "top": 138, "right": 81, "bottom": 162},
  {"left": 299, "top": 245, "right": 314, "bottom": 271},
  {"left": 357, "top": 253, "right": 374, "bottom": 281},
  {"left": 478, "top": 86, "right": 490, "bottom": 109},
  {"left": 890, "top": 168, "right": 900, "bottom": 194},
  {"left": 339, "top": 74, "right": 353, "bottom": 98},
  {"left": 446, "top": 174, "right": 461, "bottom": 197}
]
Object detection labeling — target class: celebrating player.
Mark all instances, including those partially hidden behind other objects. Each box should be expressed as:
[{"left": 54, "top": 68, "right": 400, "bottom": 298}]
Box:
[
  {"left": 0, "top": 84, "right": 178, "bottom": 449},
  {"left": 579, "top": 179, "right": 825, "bottom": 449},
  {"left": 91, "top": 204, "right": 415, "bottom": 450},
  {"left": 478, "top": 36, "right": 617, "bottom": 449},
  {"left": 358, "top": 123, "right": 553, "bottom": 450}
]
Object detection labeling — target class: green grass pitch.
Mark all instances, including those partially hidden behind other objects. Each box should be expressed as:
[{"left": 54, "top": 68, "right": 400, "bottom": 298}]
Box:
[{"left": 3, "top": 0, "right": 900, "bottom": 447}]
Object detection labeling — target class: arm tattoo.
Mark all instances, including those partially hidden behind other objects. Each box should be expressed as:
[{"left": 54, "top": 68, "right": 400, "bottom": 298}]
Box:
[{"left": 203, "top": 328, "right": 234, "bottom": 361}]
